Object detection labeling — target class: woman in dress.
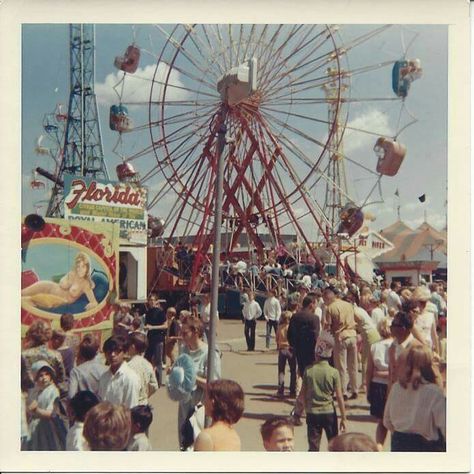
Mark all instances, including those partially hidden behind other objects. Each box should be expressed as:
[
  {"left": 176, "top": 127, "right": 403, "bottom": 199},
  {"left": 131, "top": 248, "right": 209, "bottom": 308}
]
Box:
[{"left": 22, "top": 252, "right": 98, "bottom": 311}]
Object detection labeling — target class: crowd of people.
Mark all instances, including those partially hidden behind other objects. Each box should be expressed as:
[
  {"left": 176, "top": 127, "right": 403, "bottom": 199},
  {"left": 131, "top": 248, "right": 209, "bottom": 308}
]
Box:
[{"left": 20, "top": 274, "right": 447, "bottom": 452}]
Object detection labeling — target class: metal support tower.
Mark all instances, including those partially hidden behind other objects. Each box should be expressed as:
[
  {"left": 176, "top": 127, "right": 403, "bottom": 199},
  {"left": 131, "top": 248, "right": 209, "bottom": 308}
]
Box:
[
  {"left": 46, "top": 24, "right": 109, "bottom": 217},
  {"left": 321, "top": 66, "right": 349, "bottom": 241}
]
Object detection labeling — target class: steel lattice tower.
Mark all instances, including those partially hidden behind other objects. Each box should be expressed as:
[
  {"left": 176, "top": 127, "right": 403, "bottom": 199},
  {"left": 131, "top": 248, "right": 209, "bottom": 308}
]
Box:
[{"left": 46, "top": 24, "right": 109, "bottom": 217}]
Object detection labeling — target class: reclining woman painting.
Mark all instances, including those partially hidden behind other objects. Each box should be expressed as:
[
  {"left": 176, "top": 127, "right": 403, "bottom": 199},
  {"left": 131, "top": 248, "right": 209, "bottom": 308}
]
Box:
[{"left": 22, "top": 252, "right": 100, "bottom": 313}]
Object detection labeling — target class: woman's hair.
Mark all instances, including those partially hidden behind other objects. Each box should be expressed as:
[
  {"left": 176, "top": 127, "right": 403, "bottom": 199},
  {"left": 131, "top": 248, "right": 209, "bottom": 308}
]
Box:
[
  {"left": 128, "top": 332, "right": 148, "bottom": 354},
  {"left": 328, "top": 432, "right": 378, "bottom": 452},
  {"left": 60, "top": 313, "right": 75, "bottom": 332},
  {"left": 377, "top": 318, "right": 392, "bottom": 339},
  {"left": 26, "top": 320, "right": 52, "bottom": 346},
  {"left": 279, "top": 311, "right": 292, "bottom": 324},
  {"left": 207, "top": 379, "right": 244, "bottom": 425},
  {"left": 181, "top": 315, "right": 204, "bottom": 337},
  {"left": 83, "top": 402, "right": 131, "bottom": 451},
  {"left": 69, "top": 390, "right": 99, "bottom": 422},
  {"left": 79, "top": 334, "right": 99, "bottom": 361},
  {"left": 130, "top": 405, "right": 153, "bottom": 433},
  {"left": 260, "top": 416, "right": 294, "bottom": 442},
  {"left": 75, "top": 252, "right": 93, "bottom": 286},
  {"left": 399, "top": 344, "right": 437, "bottom": 389}
]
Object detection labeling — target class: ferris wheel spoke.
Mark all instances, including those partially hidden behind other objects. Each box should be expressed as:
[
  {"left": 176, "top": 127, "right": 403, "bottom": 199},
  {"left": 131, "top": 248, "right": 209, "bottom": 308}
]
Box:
[
  {"left": 261, "top": 33, "right": 337, "bottom": 94},
  {"left": 262, "top": 51, "right": 341, "bottom": 101},
  {"left": 154, "top": 24, "right": 218, "bottom": 79},
  {"left": 343, "top": 25, "right": 393, "bottom": 53},
  {"left": 181, "top": 25, "right": 224, "bottom": 82},
  {"left": 240, "top": 24, "right": 256, "bottom": 65},
  {"left": 258, "top": 24, "right": 305, "bottom": 88},
  {"left": 181, "top": 24, "right": 224, "bottom": 81},
  {"left": 259, "top": 108, "right": 329, "bottom": 150},
  {"left": 259, "top": 26, "right": 329, "bottom": 92},
  {"left": 199, "top": 25, "right": 227, "bottom": 77},
  {"left": 163, "top": 60, "right": 218, "bottom": 93}
]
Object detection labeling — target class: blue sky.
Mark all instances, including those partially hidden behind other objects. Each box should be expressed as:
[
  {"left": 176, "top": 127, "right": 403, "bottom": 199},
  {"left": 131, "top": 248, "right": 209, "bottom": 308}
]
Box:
[{"left": 22, "top": 24, "right": 448, "bottom": 236}]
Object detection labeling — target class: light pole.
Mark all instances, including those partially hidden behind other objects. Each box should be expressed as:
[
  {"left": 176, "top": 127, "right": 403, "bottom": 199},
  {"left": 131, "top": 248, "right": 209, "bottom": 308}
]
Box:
[{"left": 206, "top": 59, "right": 257, "bottom": 401}]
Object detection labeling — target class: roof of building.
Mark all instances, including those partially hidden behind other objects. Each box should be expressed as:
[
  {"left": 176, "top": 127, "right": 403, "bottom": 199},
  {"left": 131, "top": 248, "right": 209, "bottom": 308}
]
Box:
[{"left": 375, "top": 220, "right": 447, "bottom": 267}]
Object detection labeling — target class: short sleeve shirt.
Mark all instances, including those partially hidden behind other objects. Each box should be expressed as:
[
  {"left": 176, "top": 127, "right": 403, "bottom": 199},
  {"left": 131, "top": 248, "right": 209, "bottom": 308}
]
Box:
[{"left": 302, "top": 360, "right": 340, "bottom": 414}]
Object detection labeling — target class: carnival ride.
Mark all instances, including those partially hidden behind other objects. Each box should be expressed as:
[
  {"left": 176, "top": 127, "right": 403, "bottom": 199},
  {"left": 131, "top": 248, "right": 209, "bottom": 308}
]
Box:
[
  {"left": 30, "top": 24, "right": 422, "bottom": 294},
  {"left": 104, "top": 24, "right": 421, "bottom": 292}
]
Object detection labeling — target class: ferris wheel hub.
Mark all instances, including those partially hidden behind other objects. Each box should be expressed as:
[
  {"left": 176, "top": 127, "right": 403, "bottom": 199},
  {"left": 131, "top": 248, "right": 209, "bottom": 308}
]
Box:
[{"left": 217, "top": 58, "right": 258, "bottom": 106}]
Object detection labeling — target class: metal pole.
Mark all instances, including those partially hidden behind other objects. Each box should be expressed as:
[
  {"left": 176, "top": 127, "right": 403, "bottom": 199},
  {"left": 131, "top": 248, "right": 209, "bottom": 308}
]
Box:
[{"left": 207, "top": 110, "right": 227, "bottom": 391}]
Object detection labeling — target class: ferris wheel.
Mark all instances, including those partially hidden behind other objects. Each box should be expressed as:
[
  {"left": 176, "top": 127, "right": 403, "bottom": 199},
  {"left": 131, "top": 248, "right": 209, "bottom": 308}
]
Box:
[{"left": 108, "top": 24, "right": 421, "bottom": 286}]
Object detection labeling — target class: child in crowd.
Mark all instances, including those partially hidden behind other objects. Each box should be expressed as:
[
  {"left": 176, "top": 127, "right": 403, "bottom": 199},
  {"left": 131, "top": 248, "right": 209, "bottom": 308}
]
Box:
[
  {"left": 194, "top": 379, "right": 244, "bottom": 451},
  {"left": 295, "top": 331, "right": 347, "bottom": 451},
  {"left": 328, "top": 432, "right": 379, "bottom": 451},
  {"left": 26, "top": 361, "right": 66, "bottom": 450},
  {"left": 127, "top": 405, "right": 153, "bottom": 451},
  {"left": 128, "top": 332, "right": 159, "bottom": 405},
  {"left": 98, "top": 336, "right": 140, "bottom": 409},
  {"left": 83, "top": 401, "right": 131, "bottom": 451},
  {"left": 66, "top": 390, "right": 99, "bottom": 450},
  {"left": 165, "top": 307, "right": 180, "bottom": 366},
  {"left": 276, "top": 311, "right": 296, "bottom": 397},
  {"left": 260, "top": 416, "right": 295, "bottom": 451}
]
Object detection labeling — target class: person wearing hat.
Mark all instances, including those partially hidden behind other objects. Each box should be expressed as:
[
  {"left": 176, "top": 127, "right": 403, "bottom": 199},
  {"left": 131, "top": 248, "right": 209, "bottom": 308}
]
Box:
[
  {"left": 294, "top": 330, "right": 347, "bottom": 451},
  {"left": 26, "top": 360, "right": 66, "bottom": 450}
]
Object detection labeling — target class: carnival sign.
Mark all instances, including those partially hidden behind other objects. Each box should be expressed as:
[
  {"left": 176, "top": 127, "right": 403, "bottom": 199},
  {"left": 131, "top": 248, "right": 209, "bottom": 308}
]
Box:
[{"left": 64, "top": 174, "right": 148, "bottom": 244}]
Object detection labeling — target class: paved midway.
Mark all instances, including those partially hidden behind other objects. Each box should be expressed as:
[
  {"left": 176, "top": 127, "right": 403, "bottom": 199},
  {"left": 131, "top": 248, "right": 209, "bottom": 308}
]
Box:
[{"left": 148, "top": 319, "right": 388, "bottom": 451}]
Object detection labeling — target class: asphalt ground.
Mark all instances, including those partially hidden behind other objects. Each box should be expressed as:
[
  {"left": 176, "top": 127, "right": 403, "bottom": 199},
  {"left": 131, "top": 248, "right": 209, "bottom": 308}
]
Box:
[{"left": 148, "top": 319, "right": 387, "bottom": 451}]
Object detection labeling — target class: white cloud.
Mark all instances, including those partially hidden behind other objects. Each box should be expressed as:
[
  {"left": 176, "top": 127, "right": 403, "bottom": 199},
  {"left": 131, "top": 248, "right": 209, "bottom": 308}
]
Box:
[
  {"left": 344, "top": 108, "right": 391, "bottom": 154},
  {"left": 95, "top": 63, "right": 191, "bottom": 107}
]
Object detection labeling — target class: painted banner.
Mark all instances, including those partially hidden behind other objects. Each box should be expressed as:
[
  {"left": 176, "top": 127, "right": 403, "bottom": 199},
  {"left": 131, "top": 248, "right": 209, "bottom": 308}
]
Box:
[
  {"left": 63, "top": 174, "right": 148, "bottom": 244},
  {"left": 21, "top": 218, "right": 119, "bottom": 334}
]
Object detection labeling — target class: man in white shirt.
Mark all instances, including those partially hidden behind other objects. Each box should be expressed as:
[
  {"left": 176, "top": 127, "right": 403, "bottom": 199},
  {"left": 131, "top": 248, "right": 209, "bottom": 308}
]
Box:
[
  {"left": 200, "top": 293, "right": 219, "bottom": 343},
  {"left": 98, "top": 336, "right": 140, "bottom": 409},
  {"left": 386, "top": 281, "right": 402, "bottom": 312},
  {"left": 263, "top": 289, "right": 282, "bottom": 349},
  {"left": 242, "top": 291, "right": 262, "bottom": 351}
]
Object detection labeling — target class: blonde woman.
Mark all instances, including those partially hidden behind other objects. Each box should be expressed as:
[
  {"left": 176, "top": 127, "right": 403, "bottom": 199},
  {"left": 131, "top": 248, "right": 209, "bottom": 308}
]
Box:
[
  {"left": 383, "top": 345, "right": 445, "bottom": 451},
  {"left": 22, "top": 252, "right": 98, "bottom": 310}
]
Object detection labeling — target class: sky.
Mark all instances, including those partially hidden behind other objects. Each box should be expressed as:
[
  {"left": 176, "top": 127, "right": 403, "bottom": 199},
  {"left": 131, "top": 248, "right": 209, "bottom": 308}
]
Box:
[{"left": 21, "top": 24, "right": 448, "bottom": 238}]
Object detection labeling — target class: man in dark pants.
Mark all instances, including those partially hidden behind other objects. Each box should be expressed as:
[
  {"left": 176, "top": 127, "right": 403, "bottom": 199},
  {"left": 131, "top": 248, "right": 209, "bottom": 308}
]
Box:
[
  {"left": 242, "top": 291, "right": 262, "bottom": 351},
  {"left": 144, "top": 293, "right": 167, "bottom": 387},
  {"left": 287, "top": 293, "right": 320, "bottom": 425}
]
